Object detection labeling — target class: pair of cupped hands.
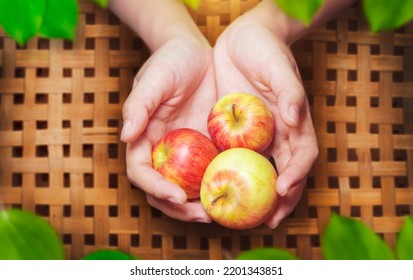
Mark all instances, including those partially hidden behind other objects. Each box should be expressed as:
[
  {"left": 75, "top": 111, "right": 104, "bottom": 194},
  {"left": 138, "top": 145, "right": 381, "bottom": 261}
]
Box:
[{"left": 119, "top": 7, "right": 319, "bottom": 229}]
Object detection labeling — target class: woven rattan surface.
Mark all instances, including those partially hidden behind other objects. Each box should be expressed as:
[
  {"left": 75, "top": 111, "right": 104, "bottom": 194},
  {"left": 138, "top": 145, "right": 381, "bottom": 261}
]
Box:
[{"left": 1, "top": 0, "right": 412, "bottom": 260}]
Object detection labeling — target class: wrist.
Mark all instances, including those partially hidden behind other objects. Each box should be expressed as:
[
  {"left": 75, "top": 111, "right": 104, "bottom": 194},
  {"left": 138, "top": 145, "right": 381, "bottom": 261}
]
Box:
[
  {"left": 238, "top": 0, "right": 300, "bottom": 44},
  {"left": 240, "top": 0, "right": 358, "bottom": 45},
  {"left": 152, "top": 22, "right": 210, "bottom": 52},
  {"left": 110, "top": 0, "right": 209, "bottom": 51}
]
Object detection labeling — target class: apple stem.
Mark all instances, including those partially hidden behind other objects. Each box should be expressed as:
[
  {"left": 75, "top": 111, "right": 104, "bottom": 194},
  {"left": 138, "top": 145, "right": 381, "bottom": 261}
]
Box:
[
  {"left": 232, "top": 104, "right": 239, "bottom": 122},
  {"left": 211, "top": 193, "right": 228, "bottom": 206}
]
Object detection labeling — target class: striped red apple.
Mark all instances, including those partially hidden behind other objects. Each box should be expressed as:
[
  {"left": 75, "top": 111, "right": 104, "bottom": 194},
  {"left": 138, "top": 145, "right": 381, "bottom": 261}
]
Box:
[
  {"left": 152, "top": 128, "right": 218, "bottom": 199},
  {"left": 151, "top": 92, "right": 278, "bottom": 229},
  {"left": 200, "top": 148, "right": 278, "bottom": 230},
  {"left": 207, "top": 93, "right": 274, "bottom": 153}
]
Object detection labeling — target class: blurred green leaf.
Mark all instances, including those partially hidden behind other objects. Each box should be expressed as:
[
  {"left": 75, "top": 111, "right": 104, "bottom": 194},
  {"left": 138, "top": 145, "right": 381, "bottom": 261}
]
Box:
[
  {"left": 83, "top": 249, "right": 136, "bottom": 260},
  {"left": 363, "top": 0, "right": 413, "bottom": 32},
  {"left": 0, "top": 0, "right": 46, "bottom": 45},
  {"left": 322, "top": 213, "right": 395, "bottom": 260},
  {"left": 396, "top": 216, "right": 413, "bottom": 260},
  {"left": 182, "top": 0, "right": 201, "bottom": 10},
  {"left": 0, "top": 209, "right": 65, "bottom": 260},
  {"left": 274, "top": 0, "right": 323, "bottom": 25},
  {"left": 237, "top": 248, "right": 298, "bottom": 260},
  {"left": 39, "top": 0, "right": 79, "bottom": 40},
  {"left": 89, "top": 0, "right": 109, "bottom": 8}
]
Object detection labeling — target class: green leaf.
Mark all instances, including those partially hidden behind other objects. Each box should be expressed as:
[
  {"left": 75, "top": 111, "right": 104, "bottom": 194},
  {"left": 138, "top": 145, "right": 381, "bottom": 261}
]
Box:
[
  {"left": 396, "top": 216, "right": 413, "bottom": 260},
  {"left": 0, "top": 209, "right": 65, "bottom": 260},
  {"left": 0, "top": 0, "right": 46, "bottom": 45},
  {"left": 39, "top": 0, "right": 79, "bottom": 40},
  {"left": 237, "top": 248, "right": 298, "bottom": 260},
  {"left": 89, "top": 0, "right": 109, "bottom": 8},
  {"left": 363, "top": 0, "right": 413, "bottom": 32},
  {"left": 322, "top": 213, "right": 395, "bottom": 260},
  {"left": 274, "top": 0, "right": 324, "bottom": 25},
  {"left": 182, "top": 0, "right": 201, "bottom": 10},
  {"left": 83, "top": 249, "right": 136, "bottom": 260}
]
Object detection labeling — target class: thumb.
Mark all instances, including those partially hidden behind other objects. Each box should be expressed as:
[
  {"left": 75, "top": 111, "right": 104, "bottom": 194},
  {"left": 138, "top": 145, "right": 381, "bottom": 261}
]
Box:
[
  {"left": 271, "top": 65, "right": 306, "bottom": 128},
  {"left": 120, "top": 95, "right": 152, "bottom": 143},
  {"left": 120, "top": 62, "right": 169, "bottom": 143}
]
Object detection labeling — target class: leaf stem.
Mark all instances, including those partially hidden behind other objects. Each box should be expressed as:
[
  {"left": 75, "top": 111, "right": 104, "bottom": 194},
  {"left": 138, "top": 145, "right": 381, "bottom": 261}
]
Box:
[
  {"left": 232, "top": 103, "right": 239, "bottom": 122},
  {"left": 211, "top": 193, "right": 228, "bottom": 206}
]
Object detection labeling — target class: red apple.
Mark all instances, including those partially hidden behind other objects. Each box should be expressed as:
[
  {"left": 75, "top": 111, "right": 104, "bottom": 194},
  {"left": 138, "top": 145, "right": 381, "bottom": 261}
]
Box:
[
  {"left": 207, "top": 92, "right": 274, "bottom": 153},
  {"left": 152, "top": 128, "right": 219, "bottom": 199},
  {"left": 200, "top": 148, "right": 278, "bottom": 229}
]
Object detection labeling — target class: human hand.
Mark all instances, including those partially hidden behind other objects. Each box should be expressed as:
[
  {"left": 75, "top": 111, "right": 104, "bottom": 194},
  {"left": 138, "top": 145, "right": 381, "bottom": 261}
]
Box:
[
  {"left": 109, "top": 0, "right": 218, "bottom": 223},
  {"left": 110, "top": 0, "right": 356, "bottom": 228},
  {"left": 213, "top": 8, "right": 318, "bottom": 228},
  {"left": 122, "top": 38, "right": 216, "bottom": 223}
]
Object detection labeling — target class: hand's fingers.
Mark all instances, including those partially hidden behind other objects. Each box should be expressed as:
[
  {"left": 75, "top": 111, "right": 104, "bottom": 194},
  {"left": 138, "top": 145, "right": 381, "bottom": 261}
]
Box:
[
  {"left": 121, "top": 60, "right": 172, "bottom": 143},
  {"left": 227, "top": 25, "right": 306, "bottom": 128},
  {"left": 276, "top": 108, "right": 318, "bottom": 196},
  {"left": 126, "top": 136, "right": 187, "bottom": 204},
  {"left": 275, "top": 82, "right": 306, "bottom": 128},
  {"left": 265, "top": 181, "right": 306, "bottom": 229},
  {"left": 146, "top": 194, "right": 212, "bottom": 223},
  {"left": 268, "top": 51, "right": 306, "bottom": 128},
  {"left": 276, "top": 144, "right": 318, "bottom": 197}
]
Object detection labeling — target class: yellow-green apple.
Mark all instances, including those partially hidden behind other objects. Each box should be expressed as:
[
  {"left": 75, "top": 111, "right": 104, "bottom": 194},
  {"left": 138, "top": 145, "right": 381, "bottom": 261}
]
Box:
[
  {"left": 152, "top": 128, "right": 219, "bottom": 200},
  {"left": 200, "top": 148, "right": 278, "bottom": 229},
  {"left": 207, "top": 93, "right": 274, "bottom": 153}
]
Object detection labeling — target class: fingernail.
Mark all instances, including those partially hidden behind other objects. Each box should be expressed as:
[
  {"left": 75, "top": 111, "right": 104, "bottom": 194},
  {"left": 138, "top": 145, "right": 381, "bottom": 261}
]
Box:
[
  {"left": 278, "top": 189, "right": 287, "bottom": 197},
  {"left": 267, "top": 221, "right": 280, "bottom": 229},
  {"left": 120, "top": 120, "right": 132, "bottom": 142},
  {"left": 288, "top": 105, "right": 299, "bottom": 126},
  {"left": 277, "top": 182, "right": 289, "bottom": 197},
  {"left": 195, "top": 217, "right": 212, "bottom": 223},
  {"left": 167, "top": 197, "right": 184, "bottom": 205}
]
